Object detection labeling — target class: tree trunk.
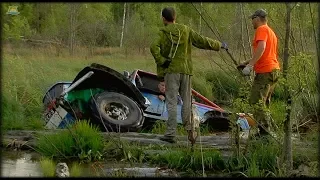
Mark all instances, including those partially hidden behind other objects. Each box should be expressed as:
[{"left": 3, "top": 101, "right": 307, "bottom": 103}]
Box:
[
  {"left": 242, "top": 3, "right": 252, "bottom": 57},
  {"left": 199, "top": 2, "right": 202, "bottom": 34},
  {"left": 297, "top": 12, "right": 305, "bottom": 52},
  {"left": 317, "top": 3, "right": 320, "bottom": 175},
  {"left": 36, "top": 3, "right": 40, "bottom": 33},
  {"left": 120, "top": 3, "right": 126, "bottom": 48},
  {"left": 239, "top": 3, "right": 247, "bottom": 61},
  {"left": 69, "top": 3, "right": 76, "bottom": 56},
  {"left": 281, "top": 2, "right": 293, "bottom": 174},
  {"left": 236, "top": 3, "right": 242, "bottom": 60},
  {"left": 290, "top": 30, "right": 297, "bottom": 55}
]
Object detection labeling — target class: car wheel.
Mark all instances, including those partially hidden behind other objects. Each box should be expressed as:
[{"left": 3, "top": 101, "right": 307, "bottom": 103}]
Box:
[{"left": 89, "top": 91, "right": 144, "bottom": 132}]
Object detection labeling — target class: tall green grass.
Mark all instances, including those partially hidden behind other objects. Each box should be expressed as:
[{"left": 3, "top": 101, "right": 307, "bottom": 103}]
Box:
[
  {"left": 150, "top": 148, "right": 225, "bottom": 171},
  {"left": 39, "top": 157, "right": 56, "bottom": 177},
  {"left": 36, "top": 120, "right": 104, "bottom": 161},
  {"left": 39, "top": 157, "right": 84, "bottom": 177},
  {"left": 225, "top": 138, "right": 282, "bottom": 177},
  {"left": 69, "top": 162, "right": 82, "bottom": 177}
]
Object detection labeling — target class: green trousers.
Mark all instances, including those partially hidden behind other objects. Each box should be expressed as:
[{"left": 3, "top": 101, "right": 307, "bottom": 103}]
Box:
[
  {"left": 164, "top": 73, "right": 192, "bottom": 137},
  {"left": 249, "top": 69, "right": 280, "bottom": 133}
]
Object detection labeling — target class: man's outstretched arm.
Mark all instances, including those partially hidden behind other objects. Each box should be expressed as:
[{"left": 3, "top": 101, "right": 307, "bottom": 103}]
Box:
[{"left": 190, "top": 28, "right": 224, "bottom": 51}]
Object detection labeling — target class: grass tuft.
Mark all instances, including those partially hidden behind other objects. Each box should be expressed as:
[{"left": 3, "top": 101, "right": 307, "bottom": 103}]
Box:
[
  {"left": 39, "top": 157, "right": 56, "bottom": 177},
  {"left": 36, "top": 120, "right": 104, "bottom": 162}
]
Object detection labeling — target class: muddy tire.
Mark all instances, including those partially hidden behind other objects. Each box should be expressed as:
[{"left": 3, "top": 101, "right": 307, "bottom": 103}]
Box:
[
  {"left": 203, "top": 110, "right": 231, "bottom": 132},
  {"left": 89, "top": 91, "right": 144, "bottom": 132}
]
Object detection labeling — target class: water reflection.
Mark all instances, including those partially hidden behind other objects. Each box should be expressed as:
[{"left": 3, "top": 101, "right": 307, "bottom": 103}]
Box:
[
  {"left": 1, "top": 150, "right": 43, "bottom": 177},
  {"left": 1, "top": 150, "right": 161, "bottom": 177}
]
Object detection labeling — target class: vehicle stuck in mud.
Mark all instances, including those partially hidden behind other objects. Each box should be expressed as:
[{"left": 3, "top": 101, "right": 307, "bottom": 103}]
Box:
[{"left": 42, "top": 63, "right": 230, "bottom": 132}]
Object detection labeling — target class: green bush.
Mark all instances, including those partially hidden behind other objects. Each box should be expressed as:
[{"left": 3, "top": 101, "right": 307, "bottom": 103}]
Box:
[{"left": 287, "top": 53, "right": 318, "bottom": 130}]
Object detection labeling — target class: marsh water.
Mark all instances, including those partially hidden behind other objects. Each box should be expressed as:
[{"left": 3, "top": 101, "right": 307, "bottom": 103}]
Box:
[
  {"left": 1, "top": 150, "right": 179, "bottom": 177},
  {"left": 1, "top": 131, "right": 238, "bottom": 177},
  {"left": 2, "top": 150, "right": 43, "bottom": 177}
]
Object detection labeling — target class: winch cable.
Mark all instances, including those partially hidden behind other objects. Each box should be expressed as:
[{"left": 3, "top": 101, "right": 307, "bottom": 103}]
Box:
[
  {"left": 191, "top": 2, "right": 250, "bottom": 75},
  {"left": 191, "top": 3, "right": 253, "bottom": 104},
  {"left": 190, "top": 2, "right": 250, "bottom": 96},
  {"left": 192, "top": 3, "right": 236, "bottom": 63},
  {"left": 190, "top": 3, "right": 244, "bottom": 73}
]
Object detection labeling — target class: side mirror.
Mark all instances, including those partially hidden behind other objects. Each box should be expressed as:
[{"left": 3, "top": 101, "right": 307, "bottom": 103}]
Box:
[{"left": 123, "top": 71, "right": 130, "bottom": 78}]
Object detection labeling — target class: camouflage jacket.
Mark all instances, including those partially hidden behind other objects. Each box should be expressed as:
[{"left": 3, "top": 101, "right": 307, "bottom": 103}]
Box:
[{"left": 150, "top": 23, "right": 223, "bottom": 78}]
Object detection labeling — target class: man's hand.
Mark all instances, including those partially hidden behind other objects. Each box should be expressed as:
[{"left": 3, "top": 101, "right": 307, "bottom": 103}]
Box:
[
  {"left": 158, "top": 95, "right": 165, "bottom": 101},
  {"left": 242, "top": 64, "right": 253, "bottom": 75},
  {"left": 161, "top": 59, "right": 171, "bottom": 68},
  {"left": 237, "top": 61, "right": 249, "bottom": 70},
  {"left": 221, "top": 42, "right": 228, "bottom": 50}
]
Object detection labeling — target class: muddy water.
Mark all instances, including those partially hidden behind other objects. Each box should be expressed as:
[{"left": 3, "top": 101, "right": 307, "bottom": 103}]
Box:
[
  {"left": 1, "top": 150, "right": 178, "bottom": 177},
  {"left": 1, "top": 150, "right": 43, "bottom": 177},
  {"left": 1, "top": 150, "right": 124, "bottom": 177}
]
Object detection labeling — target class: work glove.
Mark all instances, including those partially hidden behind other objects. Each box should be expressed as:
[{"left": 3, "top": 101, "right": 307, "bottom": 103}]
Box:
[
  {"left": 221, "top": 42, "right": 228, "bottom": 50},
  {"left": 237, "top": 64, "right": 246, "bottom": 71},
  {"left": 161, "top": 59, "right": 171, "bottom": 68},
  {"left": 242, "top": 64, "right": 253, "bottom": 76},
  {"left": 237, "top": 61, "right": 249, "bottom": 70}
]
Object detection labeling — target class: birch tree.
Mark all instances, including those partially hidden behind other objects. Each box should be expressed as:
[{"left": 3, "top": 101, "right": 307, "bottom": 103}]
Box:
[
  {"left": 68, "top": 3, "right": 81, "bottom": 56},
  {"left": 120, "top": 2, "right": 126, "bottom": 48}
]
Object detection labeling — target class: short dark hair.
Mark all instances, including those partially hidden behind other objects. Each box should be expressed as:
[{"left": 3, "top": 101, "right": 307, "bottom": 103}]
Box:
[{"left": 162, "top": 7, "right": 176, "bottom": 22}]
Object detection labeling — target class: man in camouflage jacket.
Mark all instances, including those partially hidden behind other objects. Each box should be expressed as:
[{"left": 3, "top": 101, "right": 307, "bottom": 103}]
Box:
[{"left": 150, "top": 7, "right": 228, "bottom": 143}]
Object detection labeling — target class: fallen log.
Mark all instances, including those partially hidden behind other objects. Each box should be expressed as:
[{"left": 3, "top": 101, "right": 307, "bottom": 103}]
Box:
[{"left": 1, "top": 130, "right": 237, "bottom": 151}]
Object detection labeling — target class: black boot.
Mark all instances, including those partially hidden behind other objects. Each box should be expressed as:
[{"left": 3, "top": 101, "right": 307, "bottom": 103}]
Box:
[{"left": 159, "top": 136, "right": 176, "bottom": 143}]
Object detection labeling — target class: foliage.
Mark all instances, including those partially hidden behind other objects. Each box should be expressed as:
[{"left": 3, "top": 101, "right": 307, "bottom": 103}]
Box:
[
  {"left": 69, "top": 162, "right": 82, "bottom": 177},
  {"left": 3, "top": 15, "right": 32, "bottom": 40},
  {"left": 36, "top": 120, "right": 104, "bottom": 162},
  {"left": 39, "top": 157, "right": 85, "bottom": 177},
  {"left": 286, "top": 53, "right": 318, "bottom": 130},
  {"left": 149, "top": 148, "right": 225, "bottom": 172},
  {"left": 39, "top": 157, "right": 56, "bottom": 177},
  {"left": 225, "top": 138, "right": 282, "bottom": 177},
  {"left": 1, "top": 2, "right": 317, "bottom": 52}
]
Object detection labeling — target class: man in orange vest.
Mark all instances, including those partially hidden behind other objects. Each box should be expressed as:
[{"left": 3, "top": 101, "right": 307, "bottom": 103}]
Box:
[{"left": 239, "top": 9, "right": 281, "bottom": 137}]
